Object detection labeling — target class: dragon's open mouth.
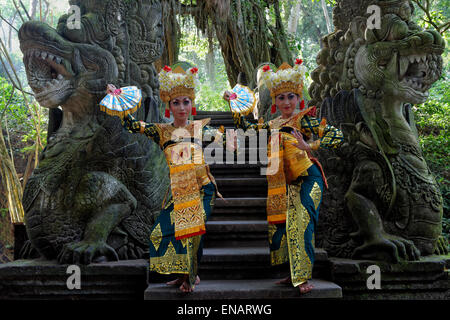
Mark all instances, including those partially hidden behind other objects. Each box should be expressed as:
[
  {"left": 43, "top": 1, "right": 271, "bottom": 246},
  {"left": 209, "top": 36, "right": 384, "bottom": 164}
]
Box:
[
  {"left": 398, "top": 53, "right": 438, "bottom": 93},
  {"left": 24, "top": 48, "right": 74, "bottom": 99}
]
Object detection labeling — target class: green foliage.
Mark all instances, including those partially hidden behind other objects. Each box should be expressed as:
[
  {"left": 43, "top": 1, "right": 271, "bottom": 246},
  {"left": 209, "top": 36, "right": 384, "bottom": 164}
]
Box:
[
  {"left": 411, "top": 0, "right": 450, "bottom": 35},
  {"left": 413, "top": 72, "right": 450, "bottom": 234},
  {"left": 0, "top": 207, "right": 7, "bottom": 219},
  {"left": 0, "top": 76, "right": 47, "bottom": 154},
  {"left": 178, "top": 21, "right": 231, "bottom": 112}
]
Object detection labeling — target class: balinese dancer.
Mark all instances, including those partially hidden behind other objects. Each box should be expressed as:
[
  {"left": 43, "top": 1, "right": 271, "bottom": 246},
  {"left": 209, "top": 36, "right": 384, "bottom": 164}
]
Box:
[
  {"left": 120, "top": 65, "right": 235, "bottom": 293},
  {"left": 224, "top": 59, "right": 344, "bottom": 294}
]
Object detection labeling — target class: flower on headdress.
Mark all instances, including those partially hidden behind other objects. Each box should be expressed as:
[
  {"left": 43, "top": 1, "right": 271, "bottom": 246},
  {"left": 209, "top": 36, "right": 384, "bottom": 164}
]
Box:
[
  {"left": 295, "top": 58, "right": 303, "bottom": 65},
  {"left": 163, "top": 65, "right": 172, "bottom": 72},
  {"left": 190, "top": 67, "right": 199, "bottom": 74},
  {"left": 262, "top": 65, "right": 271, "bottom": 72}
]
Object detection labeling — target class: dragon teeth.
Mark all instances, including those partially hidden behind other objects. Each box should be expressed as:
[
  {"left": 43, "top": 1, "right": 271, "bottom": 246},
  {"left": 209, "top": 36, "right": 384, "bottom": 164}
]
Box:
[{"left": 399, "top": 57, "right": 409, "bottom": 79}]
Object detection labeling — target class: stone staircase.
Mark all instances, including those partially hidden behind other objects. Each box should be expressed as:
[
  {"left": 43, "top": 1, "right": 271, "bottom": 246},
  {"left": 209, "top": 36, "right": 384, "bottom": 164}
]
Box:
[
  {"left": 144, "top": 110, "right": 342, "bottom": 300},
  {"left": 2, "top": 112, "right": 448, "bottom": 300}
]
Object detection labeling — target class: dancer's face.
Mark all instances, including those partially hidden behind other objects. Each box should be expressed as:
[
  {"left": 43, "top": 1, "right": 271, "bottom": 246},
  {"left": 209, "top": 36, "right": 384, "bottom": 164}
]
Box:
[
  {"left": 275, "top": 92, "right": 299, "bottom": 118},
  {"left": 170, "top": 96, "right": 192, "bottom": 121}
]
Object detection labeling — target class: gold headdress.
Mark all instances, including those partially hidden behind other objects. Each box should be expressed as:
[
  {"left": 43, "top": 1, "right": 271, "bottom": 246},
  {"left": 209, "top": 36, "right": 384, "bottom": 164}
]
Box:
[
  {"left": 261, "top": 59, "right": 306, "bottom": 113},
  {"left": 158, "top": 65, "right": 200, "bottom": 117}
]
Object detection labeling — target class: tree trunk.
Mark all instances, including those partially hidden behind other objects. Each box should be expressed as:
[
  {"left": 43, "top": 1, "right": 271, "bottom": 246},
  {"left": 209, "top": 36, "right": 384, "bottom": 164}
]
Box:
[
  {"left": 191, "top": 0, "right": 292, "bottom": 88},
  {"left": 206, "top": 28, "right": 215, "bottom": 88},
  {"left": 298, "top": 0, "right": 323, "bottom": 46},
  {"left": 5, "top": 11, "right": 17, "bottom": 51},
  {"left": 155, "top": 0, "right": 181, "bottom": 71},
  {"left": 287, "top": 0, "right": 302, "bottom": 34},
  {"left": 321, "top": 0, "right": 332, "bottom": 33},
  {"left": 30, "top": 0, "right": 38, "bottom": 20},
  {"left": 0, "top": 128, "right": 24, "bottom": 224},
  {"left": 43, "top": 0, "right": 50, "bottom": 22}
]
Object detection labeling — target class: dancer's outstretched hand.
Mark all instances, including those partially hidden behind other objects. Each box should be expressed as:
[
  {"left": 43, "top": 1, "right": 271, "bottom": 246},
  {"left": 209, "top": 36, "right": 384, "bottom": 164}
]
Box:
[
  {"left": 291, "top": 129, "right": 311, "bottom": 151},
  {"left": 106, "top": 84, "right": 117, "bottom": 94},
  {"left": 223, "top": 90, "right": 232, "bottom": 102}
]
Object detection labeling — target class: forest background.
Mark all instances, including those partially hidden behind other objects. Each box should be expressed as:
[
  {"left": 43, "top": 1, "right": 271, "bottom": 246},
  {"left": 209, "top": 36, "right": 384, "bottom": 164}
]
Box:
[{"left": 0, "top": 0, "right": 448, "bottom": 261}]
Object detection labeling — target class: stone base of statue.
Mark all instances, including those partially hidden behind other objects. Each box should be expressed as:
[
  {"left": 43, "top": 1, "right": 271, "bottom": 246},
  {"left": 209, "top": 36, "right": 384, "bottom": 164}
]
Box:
[
  {"left": 0, "top": 259, "right": 148, "bottom": 300},
  {"left": 326, "top": 255, "right": 450, "bottom": 300},
  {"left": 2, "top": 253, "right": 448, "bottom": 300}
]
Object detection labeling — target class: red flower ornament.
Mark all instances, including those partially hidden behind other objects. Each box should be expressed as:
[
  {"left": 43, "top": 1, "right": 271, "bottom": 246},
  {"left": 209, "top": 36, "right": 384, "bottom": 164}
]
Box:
[
  {"left": 295, "top": 58, "right": 303, "bottom": 65},
  {"left": 306, "top": 106, "right": 317, "bottom": 117},
  {"left": 190, "top": 67, "right": 199, "bottom": 74},
  {"left": 300, "top": 99, "right": 305, "bottom": 110},
  {"left": 163, "top": 65, "right": 172, "bottom": 72},
  {"left": 262, "top": 65, "right": 271, "bottom": 72}
]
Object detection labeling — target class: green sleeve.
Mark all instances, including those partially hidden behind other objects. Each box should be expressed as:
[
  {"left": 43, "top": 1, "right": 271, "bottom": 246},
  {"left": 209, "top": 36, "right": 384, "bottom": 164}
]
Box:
[
  {"left": 300, "top": 115, "right": 344, "bottom": 150},
  {"left": 231, "top": 112, "right": 270, "bottom": 132},
  {"left": 122, "top": 114, "right": 161, "bottom": 145}
]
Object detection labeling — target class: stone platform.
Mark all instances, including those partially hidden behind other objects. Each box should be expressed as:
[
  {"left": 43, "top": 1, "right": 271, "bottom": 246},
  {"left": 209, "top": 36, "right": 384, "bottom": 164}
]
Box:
[
  {"left": 1, "top": 255, "right": 449, "bottom": 300},
  {"left": 144, "top": 279, "right": 342, "bottom": 300},
  {"left": 0, "top": 259, "right": 148, "bottom": 300},
  {"left": 326, "top": 255, "right": 450, "bottom": 300}
]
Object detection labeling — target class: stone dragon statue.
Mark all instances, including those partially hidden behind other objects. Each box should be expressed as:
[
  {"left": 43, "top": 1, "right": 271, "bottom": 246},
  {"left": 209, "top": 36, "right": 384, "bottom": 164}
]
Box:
[
  {"left": 308, "top": 0, "right": 448, "bottom": 262},
  {"left": 18, "top": 0, "right": 170, "bottom": 264}
]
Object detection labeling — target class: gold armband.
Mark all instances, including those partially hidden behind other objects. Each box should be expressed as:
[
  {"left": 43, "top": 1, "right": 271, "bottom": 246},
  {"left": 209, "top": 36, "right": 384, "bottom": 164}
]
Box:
[
  {"left": 257, "top": 118, "right": 264, "bottom": 130},
  {"left": 308, "top": 140, "right": 321, "bottom": 151},
  {"left": 139, "top": 121, "right": 146, "bottom": 134}
]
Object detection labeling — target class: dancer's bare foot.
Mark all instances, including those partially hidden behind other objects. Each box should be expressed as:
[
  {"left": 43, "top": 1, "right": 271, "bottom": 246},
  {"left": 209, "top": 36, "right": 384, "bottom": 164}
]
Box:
[
  {"left": 179, "top": 281, "right": 193, "bottom": 293},
  {"left": 275, "top": 276, "right": 292, "bottom": 285},
  {"left": 299, "top": 282, "right": 314, "bottom": 294},
  {"left": 167, "top": 275, "right": 200, "bottom": 286},
  {"left": 166, "top": 277, "right": 184, "bottom": 286},
  {"left": 178, "top": 275, "right": 201, "bottom": 293},
  {"left": 179, "top": 275, "right": 193, "bottom": 293}
]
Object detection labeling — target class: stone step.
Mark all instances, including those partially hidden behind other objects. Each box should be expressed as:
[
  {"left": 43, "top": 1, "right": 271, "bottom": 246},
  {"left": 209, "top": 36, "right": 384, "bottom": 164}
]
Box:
[
  {"left": 206, "top": 220, "right": 267, "bottom": 233},
  {"left": 144, "top": 278, "right": 342, "bottom": 300},
  {"left": 197, "top": 247, "right": 329, "bottom": 280},
  {"left": 209, "top": 118, "right": 237, "bottom": 126},
  {"left": 204, "top": 220, "right": 267, "bottom": 247},
  {"left": 201, "top": 247, "right": 328, "bottom": 264},
  {"left": 195, "top": 111, "right": 232, "bottom": 116},
  {"left": 195, "top": 111, "right": 255, "bottom": 119},
  {"left": 215, "top": 177, "right": 267, "bottom": 197},
  {"left": 211, "top": 198, "right": 267, "bottom": 220},
  {"left": 195, "top": 113, "right": 233, "bottom": 120},
  {"left": 209, "top": 163, "right": 263, "bottom": 178}
]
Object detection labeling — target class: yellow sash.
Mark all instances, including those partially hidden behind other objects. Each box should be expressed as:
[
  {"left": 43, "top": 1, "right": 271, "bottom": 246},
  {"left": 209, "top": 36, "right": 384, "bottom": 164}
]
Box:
[
  {"left": 266, "top": 109, "right": 313, "bottom": 224},
  {"left": 164, "top": 142, "right": 207, "bottom": 240}
]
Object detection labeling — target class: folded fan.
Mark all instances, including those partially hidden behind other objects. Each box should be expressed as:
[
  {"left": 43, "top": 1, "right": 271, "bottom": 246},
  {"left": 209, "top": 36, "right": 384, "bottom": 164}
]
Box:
[
  {"left": 99, "top": 86, "right": 142, "bottom": 119},
  {"left": 228, "top": 84, "right": 256, "bottom": 116}
]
